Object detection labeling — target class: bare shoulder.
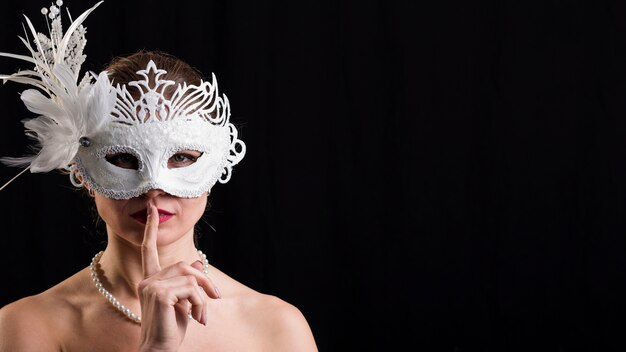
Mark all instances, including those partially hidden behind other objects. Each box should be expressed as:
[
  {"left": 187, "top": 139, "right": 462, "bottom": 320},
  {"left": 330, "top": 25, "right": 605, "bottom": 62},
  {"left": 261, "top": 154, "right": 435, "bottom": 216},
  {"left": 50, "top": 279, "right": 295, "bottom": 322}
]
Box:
[
  {"left": 260, "top": 295, "right": 318, "bottom": 351},
  {"left": 206, "top": 265, "right": 318, "bottom": 350},
  {"left": 0, "top": 269, "right": 88, "bottom": 352},
  {"left": 236, "top": 292, "right": 318, "bottom": 351},
  {"left": 0, "top": 294, "right": 62, "bottom": 351}
]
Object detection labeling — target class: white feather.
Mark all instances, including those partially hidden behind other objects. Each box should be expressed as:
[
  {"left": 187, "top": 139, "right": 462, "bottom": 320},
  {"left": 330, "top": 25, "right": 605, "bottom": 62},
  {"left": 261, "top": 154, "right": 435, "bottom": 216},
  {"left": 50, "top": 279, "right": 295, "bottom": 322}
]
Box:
[
  {"left": 0, "top": 51, "right": 37, "bottom": 65},
  {"left": 85, "top": 72, "right": 115, "bottom": 134},
  {"left": 0, "top": 156, "right": 36, "bottom": 168},
  {"left": 0, "top": 2, "right": 105, "bottom": 173},
  {"left": 20, "top": 89, "right": 65, "bottom": 118},
  {"left": 55, "top": 2, "right": 103, "bottom": 62}
]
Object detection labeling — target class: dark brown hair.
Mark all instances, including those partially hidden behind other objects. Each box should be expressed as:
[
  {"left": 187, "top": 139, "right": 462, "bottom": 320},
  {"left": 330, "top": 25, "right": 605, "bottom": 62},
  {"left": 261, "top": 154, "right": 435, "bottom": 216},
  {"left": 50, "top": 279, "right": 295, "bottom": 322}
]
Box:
[{"left": 104, "top": 50, "right": 203, "bottom": 97}]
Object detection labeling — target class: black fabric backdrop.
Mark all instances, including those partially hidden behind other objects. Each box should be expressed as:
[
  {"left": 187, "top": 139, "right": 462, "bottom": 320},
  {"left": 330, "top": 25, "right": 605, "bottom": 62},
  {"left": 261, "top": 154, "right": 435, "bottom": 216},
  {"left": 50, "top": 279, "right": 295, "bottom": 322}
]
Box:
[{"left": 1, "top": 0, "right": 625, "bottom": 350}]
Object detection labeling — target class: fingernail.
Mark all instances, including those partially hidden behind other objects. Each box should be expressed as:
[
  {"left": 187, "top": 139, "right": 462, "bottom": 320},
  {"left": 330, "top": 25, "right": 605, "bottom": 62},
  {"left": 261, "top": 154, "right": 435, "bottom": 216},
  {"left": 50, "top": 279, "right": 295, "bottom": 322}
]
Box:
[
  {"left": 214, "top": 286, "right": 222, "bottom": 299},
  {"left": 147, "top": 205, "right": 153, "bottom": 216}
]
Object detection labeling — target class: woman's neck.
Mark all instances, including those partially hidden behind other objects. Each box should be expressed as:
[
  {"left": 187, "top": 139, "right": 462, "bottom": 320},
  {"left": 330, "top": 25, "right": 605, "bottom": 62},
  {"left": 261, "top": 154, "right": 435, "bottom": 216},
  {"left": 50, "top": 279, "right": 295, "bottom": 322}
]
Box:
[{"left": 97, "top": 225, "right": 201, "bottom": 298}]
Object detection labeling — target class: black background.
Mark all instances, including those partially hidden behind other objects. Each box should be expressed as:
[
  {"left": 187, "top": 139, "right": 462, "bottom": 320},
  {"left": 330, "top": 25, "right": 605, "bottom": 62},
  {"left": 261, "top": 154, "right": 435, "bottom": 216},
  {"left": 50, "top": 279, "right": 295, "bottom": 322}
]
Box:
[{"left": 1, "top": 0, "right": 626, "bottom": 351}]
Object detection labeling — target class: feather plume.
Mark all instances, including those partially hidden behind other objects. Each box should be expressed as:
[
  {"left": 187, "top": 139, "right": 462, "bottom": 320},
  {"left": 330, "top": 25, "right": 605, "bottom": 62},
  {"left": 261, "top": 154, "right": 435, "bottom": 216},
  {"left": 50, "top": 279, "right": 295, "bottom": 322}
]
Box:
[{"left": 0, "top": 1, "right": 106, "bottom": 174}]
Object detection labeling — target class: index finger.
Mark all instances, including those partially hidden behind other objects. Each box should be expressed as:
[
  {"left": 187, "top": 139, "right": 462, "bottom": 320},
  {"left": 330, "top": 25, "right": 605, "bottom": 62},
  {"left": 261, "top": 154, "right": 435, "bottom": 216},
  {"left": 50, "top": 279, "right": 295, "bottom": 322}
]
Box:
[{"left": 142, "top": 203, "right": 161, "bottom": 277}]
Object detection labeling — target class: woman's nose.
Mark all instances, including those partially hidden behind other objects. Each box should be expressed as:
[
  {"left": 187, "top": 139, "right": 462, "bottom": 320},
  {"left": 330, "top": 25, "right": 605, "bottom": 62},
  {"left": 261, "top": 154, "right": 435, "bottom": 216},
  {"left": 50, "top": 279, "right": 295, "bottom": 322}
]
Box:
[{"left": 142, "top": 188, "right": 166, "bottom": 198}]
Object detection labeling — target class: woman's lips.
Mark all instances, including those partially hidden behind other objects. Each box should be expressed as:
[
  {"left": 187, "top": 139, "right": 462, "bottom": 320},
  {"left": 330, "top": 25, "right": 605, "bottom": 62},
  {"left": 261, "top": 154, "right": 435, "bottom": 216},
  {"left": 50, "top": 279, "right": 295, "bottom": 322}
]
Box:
[{"left": 130, "top": 208, "right": 174, "bottom": 224}]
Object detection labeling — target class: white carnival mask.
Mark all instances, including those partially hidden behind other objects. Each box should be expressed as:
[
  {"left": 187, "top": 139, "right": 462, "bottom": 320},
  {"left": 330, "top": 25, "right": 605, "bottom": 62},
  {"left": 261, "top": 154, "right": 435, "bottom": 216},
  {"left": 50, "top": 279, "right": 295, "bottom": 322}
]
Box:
[
  {"left": 0, "top": 1, "right": 245, "bottom": 199},
  {"left": 72, "top": 61, "right": 245, "bottom": 199}
]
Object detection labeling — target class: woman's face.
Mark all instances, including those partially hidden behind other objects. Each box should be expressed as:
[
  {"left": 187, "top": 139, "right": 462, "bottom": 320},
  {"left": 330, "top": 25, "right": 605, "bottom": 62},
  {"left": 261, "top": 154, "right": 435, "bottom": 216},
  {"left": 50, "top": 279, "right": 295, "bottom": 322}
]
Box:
[{"left": 93, "top": 149, "right": 209, "bottom": 246}]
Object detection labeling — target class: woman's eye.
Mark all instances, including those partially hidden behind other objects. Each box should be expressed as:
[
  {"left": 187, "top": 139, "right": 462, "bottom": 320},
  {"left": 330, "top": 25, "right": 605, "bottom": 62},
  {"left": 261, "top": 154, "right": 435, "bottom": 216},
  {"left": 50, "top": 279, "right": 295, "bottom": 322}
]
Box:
[
  {"left": 168, "top": 151, "right": 203, "bottom": 168},
  {"left": 172, "top": 154, "right": 191, "bottom": 162},
  {"left": 105, "top": 153, "right": 139, "bottom": 170}
]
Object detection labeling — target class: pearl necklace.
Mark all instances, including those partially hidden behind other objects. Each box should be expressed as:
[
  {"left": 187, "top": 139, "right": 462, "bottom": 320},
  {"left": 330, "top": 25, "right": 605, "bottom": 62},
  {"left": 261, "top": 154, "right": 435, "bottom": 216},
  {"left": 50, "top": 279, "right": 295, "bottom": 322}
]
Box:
[{"left": 90, "top": 250, "right": 210, "bottom": 324}]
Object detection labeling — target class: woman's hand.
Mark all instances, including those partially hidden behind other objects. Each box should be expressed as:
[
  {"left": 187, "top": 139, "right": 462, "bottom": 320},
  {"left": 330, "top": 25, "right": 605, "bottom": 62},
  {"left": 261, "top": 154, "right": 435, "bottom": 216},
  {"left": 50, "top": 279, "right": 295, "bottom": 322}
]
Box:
[{"left": 138, "top": 203, "right": 220, "bottom": 352}]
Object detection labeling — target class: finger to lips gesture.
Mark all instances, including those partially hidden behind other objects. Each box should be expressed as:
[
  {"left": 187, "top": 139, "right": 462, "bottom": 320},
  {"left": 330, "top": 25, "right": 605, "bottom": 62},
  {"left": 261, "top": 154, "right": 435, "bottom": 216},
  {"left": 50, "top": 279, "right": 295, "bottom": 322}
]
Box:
[{"left": 138, "top": 203, "right": 220, "bottom": 351}]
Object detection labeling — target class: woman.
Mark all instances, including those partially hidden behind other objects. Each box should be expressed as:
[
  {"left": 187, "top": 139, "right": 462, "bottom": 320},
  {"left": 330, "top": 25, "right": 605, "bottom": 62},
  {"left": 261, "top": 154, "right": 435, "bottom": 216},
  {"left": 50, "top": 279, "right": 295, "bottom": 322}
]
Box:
[{"left": 0, "top": 2, "right": 317, "bottom": 351}]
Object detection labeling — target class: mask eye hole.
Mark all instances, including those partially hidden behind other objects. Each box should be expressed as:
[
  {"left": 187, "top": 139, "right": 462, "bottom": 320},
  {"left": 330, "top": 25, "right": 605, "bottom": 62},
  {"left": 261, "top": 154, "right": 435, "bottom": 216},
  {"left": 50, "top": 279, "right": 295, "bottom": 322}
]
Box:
[
  {"left": 168, "top": 150, "right": 203, "bottom": 169},
  {"left": 105, "top": 152, "right": 140, "bottom": 170}
]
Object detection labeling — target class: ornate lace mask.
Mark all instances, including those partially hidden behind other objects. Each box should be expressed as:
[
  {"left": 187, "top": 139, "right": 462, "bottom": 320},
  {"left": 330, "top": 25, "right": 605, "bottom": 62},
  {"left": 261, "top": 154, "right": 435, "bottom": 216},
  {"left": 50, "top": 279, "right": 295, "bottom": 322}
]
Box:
[
  {"left": 0, "top": 1, "right": 245, "bottom": 199},
  {"left": 71, "top": 61, "right": 245, "bottom": 199}
]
